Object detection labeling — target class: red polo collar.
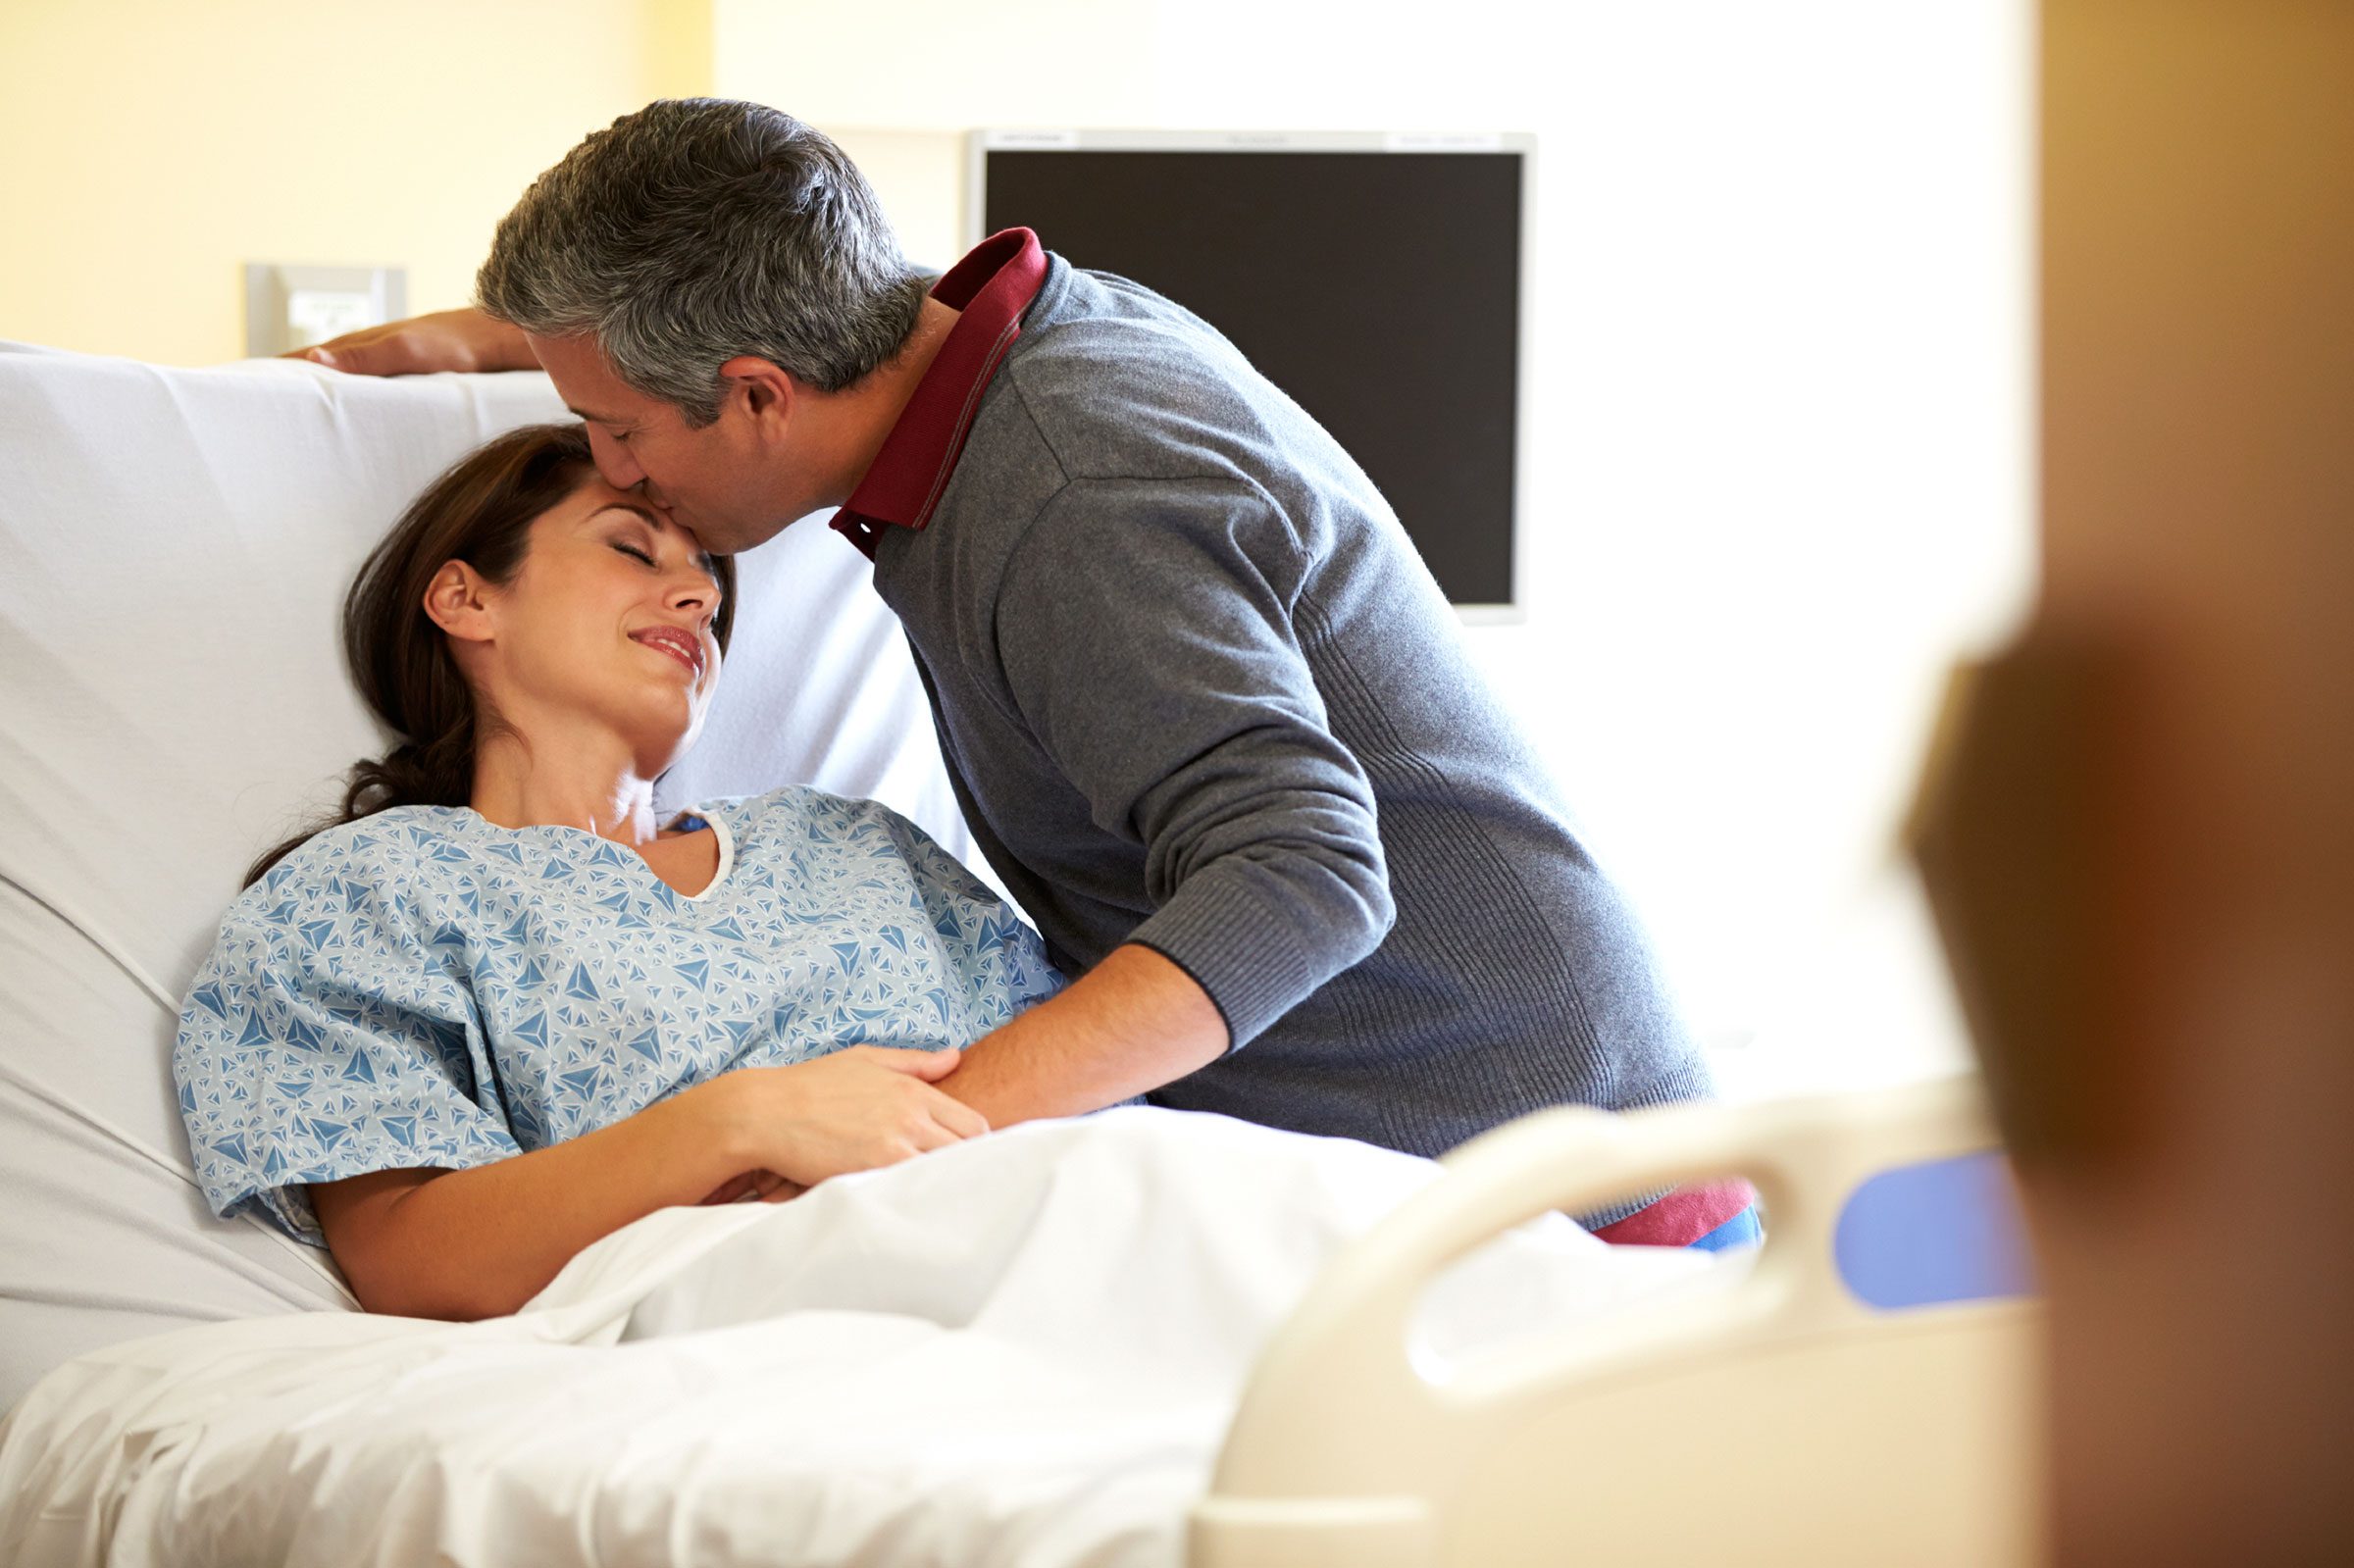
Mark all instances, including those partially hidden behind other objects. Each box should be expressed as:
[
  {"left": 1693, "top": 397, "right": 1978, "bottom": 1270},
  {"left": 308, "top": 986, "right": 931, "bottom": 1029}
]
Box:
[{"left": 830, "top": 228, "right": 1049, "bottom": 560}]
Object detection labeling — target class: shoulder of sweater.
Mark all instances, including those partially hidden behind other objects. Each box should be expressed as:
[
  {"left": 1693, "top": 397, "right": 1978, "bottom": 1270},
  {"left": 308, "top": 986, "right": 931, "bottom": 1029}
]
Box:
[
  {"left": 998, "top": 287, "right": 1277, "bottom": 463},
  {"left": 1004, "top": 310, "right": 1252, "bottom": 409}
]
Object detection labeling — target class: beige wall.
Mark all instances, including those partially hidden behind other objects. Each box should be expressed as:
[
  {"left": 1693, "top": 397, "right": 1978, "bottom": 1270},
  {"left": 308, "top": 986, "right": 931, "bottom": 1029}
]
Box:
[{"left": 0, "top": 0, "right": 710, "bottom": 365}]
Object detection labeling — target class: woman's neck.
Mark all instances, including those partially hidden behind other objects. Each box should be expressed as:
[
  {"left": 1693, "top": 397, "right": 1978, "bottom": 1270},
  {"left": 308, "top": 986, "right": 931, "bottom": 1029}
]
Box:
[{"left": 467, "top": 730, "right": 677, "bottom": 846}]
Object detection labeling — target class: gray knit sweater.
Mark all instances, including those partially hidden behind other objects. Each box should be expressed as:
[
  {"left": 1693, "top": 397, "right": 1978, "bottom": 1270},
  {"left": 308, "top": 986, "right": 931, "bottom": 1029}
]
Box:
[{"left": 872, "top": 257, "right": 1714, "bottom": 1169}]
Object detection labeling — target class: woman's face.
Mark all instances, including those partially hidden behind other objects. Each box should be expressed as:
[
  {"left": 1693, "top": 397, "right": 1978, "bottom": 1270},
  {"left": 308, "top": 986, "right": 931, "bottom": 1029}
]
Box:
[{"left": 463, "top": 475, "right": 727, "bottom": 776}]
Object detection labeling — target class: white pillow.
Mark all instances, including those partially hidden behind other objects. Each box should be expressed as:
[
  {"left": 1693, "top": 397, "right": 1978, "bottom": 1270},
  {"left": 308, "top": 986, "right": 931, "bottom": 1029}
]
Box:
[{"left": 0, "top": 342, "right": 967, "bottom": 1411}]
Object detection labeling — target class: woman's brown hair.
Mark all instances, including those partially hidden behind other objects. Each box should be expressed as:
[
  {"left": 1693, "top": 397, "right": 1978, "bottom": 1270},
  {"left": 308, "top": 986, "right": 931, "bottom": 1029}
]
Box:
[{"left": 243, "top": 422, "right": 737, "bottom": 887}]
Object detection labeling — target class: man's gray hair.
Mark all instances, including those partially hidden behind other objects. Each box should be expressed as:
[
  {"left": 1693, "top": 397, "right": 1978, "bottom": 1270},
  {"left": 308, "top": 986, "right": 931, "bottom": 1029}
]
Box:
[{"left": 478, "top": 99, "right": 930, "bottom": 425}]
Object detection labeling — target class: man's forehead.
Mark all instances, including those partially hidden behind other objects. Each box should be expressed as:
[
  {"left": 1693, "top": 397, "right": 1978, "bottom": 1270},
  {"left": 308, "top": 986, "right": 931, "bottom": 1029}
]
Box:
[{"left": 529, "top": 332, "right": 647, "bottom": 421}]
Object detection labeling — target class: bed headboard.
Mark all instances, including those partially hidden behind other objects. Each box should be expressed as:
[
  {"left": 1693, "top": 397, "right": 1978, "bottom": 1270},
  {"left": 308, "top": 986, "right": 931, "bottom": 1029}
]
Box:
[{"left": 0, "top": 342, "right": 966, "bottom": 1410}]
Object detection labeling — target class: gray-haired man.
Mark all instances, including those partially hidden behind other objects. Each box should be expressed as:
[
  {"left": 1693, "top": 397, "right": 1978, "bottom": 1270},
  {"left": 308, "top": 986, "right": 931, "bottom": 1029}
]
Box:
[{"left": 310, "top": 98, "right": 1755, "bottom": 1247}]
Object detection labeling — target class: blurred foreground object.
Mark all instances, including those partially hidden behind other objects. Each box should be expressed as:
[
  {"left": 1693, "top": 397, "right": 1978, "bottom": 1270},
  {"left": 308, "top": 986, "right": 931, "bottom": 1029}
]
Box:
[{"left": 1915, "top": 1, "right": 2353, "bottom": 1562}]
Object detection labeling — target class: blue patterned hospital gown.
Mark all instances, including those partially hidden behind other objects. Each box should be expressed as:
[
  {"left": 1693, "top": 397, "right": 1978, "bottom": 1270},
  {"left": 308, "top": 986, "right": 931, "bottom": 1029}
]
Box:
[{"left": 174, "top": 786, "right": 1066, "bottom": 1245}]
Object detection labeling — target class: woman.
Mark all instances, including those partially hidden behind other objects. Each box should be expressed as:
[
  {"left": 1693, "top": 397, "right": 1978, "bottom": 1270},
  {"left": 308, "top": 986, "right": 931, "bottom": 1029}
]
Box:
[{"left": 174, "top": 424, "right": 1063, "bottom": 1322}]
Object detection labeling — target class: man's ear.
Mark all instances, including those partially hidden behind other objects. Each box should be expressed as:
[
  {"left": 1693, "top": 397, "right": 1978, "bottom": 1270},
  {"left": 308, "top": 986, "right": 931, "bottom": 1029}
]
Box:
[
  {"left": 422, "top": 560, "right": 497, "bottom": 643},
  {"left": 717, "top": 356, "right": 796, "bottom": 436}
]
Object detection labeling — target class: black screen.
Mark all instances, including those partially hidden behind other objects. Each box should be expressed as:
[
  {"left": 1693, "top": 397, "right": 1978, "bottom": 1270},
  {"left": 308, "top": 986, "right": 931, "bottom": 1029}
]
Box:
[{"left": 983, "top": 148, "right": 1522, "bottom": 607}]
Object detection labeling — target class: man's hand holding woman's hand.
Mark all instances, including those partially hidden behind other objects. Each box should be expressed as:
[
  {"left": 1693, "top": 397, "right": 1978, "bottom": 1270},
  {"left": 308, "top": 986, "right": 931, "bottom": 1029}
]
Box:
[
  {"left": 694, "top": 1169, "right": 805, "bottom": 1205},
  {"left": 687, "top": 1045, "right": 988, "bottom": 1201},
  {"left": 284, "top": 307, "right": 535, "bottom": 378}
]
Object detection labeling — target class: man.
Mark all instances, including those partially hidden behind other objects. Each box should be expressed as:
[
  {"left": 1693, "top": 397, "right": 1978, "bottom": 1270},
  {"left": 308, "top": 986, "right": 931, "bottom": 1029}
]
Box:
[{"left": 309, "top": 98, "right": 1753, "bottom": 1247}]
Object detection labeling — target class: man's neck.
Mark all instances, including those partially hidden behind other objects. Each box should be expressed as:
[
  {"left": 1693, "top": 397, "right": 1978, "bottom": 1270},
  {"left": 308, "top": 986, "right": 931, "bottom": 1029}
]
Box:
[{"left": 826, "top": 295, "right": 962, "bottom": 502}]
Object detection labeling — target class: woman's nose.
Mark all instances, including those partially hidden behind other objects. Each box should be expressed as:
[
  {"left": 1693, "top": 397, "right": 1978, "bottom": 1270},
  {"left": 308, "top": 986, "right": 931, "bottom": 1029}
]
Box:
[{"left": 668, "top": 575, "right": 717, "bottom": 622}]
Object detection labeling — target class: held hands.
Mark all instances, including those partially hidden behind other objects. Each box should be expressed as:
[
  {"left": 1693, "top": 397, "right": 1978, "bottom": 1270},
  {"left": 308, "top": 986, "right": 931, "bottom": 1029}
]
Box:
[
  {"left": 699, "top": 1045, "right": 988, "bottom": 1196},
  {"left": 695, "top": 1170, "right": 805, "bottom": 1205},
  {"left": 282, "top": 307, "right": 534, "bottom": 377}
]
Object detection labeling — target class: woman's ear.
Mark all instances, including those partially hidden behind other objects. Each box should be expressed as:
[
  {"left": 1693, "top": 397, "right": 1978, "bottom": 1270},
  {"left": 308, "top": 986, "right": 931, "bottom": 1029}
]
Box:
[{"left": 422, "top": 561, "right": 497, "bottom": 643}]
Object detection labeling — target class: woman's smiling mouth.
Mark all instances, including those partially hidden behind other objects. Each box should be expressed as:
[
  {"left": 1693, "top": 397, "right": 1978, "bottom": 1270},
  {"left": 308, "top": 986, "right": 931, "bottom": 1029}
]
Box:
[{"left": 630, "top": 626, "right": 705, "bottom": 679}]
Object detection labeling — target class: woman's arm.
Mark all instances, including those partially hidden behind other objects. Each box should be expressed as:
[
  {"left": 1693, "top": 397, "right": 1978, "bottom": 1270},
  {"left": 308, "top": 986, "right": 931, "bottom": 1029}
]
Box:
[{"left": 313, "top": 1046, "right": 983, "bottom": 1321}]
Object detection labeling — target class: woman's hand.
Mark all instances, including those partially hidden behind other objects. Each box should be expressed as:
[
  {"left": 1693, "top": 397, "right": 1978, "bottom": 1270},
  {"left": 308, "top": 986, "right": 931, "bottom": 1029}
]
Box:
[
  {"left": 283, "top": 307, "right": 535, "bottom": 377},
  {"left": 695, "top": 1045, "right": 990, "bottom": 1191}
]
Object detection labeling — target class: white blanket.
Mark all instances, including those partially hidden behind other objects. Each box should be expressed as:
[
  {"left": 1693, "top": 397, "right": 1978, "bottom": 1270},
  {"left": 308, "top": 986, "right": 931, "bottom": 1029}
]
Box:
[{"left": 0, "top": 1109, "right": 1711, "bottom": 1568}]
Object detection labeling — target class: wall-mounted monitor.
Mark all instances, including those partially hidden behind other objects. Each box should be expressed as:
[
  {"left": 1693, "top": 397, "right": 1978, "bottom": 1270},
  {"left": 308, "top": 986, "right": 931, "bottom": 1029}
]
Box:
[{"left": 970, "top": 129, "right": 1532, "bottom": 620}]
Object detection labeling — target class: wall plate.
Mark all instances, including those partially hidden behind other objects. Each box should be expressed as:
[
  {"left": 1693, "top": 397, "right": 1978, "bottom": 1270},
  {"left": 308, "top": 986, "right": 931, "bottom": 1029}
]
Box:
[{"left": 243, "top": 264, "right": 407, "bottom": 358}]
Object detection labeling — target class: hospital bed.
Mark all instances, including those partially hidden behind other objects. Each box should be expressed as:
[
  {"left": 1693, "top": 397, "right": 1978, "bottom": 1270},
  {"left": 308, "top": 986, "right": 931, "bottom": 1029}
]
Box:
[{"left": 0, "top": 340, "right": 2044, "bottom": 1566}]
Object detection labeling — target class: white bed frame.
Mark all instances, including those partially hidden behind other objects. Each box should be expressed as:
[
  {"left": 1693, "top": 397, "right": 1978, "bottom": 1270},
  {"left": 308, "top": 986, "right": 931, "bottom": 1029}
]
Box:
[{"left": 1192, "top": 1077, "right": 2044, "bottom": 1566}]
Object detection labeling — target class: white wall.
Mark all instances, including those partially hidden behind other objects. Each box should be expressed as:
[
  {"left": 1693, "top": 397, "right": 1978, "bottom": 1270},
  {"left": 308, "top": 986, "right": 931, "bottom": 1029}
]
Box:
[{"left": 717, "top": 0, "right": 2035, "bottom": 1097}]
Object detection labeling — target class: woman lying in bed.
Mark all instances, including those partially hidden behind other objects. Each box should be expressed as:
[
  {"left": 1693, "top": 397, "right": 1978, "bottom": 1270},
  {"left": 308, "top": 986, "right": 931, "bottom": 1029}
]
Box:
[{"left": 174, "top": 423, "right": 1063, "bottom": 1321}]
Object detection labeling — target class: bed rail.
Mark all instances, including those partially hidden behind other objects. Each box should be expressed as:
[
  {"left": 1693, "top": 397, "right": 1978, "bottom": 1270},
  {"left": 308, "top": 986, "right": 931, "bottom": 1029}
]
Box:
[{"left": 1190, "top": 1076, "right": 2044, "bottom": 1566}]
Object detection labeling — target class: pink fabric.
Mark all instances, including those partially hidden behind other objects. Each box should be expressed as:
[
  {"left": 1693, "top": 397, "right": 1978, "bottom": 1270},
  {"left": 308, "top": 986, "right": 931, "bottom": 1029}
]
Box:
[{"left": 1592, "top": 1179, "right": 1760, "bottom": 1247}]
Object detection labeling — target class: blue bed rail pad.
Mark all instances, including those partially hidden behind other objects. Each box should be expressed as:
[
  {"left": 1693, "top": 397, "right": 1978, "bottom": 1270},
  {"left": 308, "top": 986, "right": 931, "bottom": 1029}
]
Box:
[{"left": 1832, "top": 1149, "right": 2038, "bottom": 1309}]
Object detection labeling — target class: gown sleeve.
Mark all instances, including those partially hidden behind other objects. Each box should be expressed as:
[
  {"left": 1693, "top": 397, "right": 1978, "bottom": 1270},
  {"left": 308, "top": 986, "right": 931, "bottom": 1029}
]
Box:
[
  {"left": 173, "top": 841, "right": 522, "bottom": 1247},
  {"left": 854, "top": 799, "right": 1068, "bottom": 1040}
]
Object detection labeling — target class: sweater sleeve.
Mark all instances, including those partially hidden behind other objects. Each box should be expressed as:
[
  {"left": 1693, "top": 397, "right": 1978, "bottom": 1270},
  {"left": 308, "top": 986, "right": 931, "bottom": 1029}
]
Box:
[{"left": 991, "top": 474, "right": 1396, "bottom": 1047}]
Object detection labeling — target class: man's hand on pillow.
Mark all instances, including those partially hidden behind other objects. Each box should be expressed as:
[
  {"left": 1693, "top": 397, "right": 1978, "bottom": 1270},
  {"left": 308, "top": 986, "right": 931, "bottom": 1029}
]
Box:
[{"left": 284, "top": 307, "right": 535, "bottom": 377}]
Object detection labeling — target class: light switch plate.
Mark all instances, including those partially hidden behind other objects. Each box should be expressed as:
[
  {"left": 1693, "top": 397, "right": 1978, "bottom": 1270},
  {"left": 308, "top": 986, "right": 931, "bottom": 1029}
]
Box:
[{"left": 243, "top": 263, "right": 407, "bottom": 357}]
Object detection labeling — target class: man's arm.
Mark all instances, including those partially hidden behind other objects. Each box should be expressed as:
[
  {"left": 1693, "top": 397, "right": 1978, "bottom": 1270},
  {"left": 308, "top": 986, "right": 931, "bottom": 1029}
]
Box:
[
  {"left": 934, "top": 942, "right": 1228, "bottom": 1127},
  {"left": 935, "top": 475, "right": 1397, "bottom": 1127},
  {"left": 285, "top": 307, "right": 535, "bottom": 376}
]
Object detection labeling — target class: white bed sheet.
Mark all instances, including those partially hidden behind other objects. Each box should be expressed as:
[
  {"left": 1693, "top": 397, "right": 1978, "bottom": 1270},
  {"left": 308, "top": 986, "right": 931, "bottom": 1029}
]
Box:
[{"left": 0, "top": 1108, "right": 1713, "bottom": 1568}]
